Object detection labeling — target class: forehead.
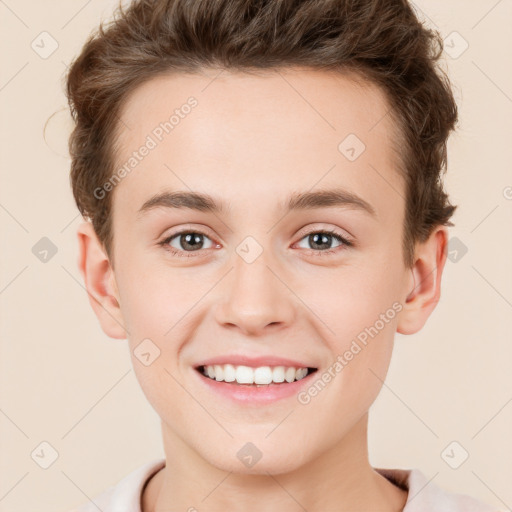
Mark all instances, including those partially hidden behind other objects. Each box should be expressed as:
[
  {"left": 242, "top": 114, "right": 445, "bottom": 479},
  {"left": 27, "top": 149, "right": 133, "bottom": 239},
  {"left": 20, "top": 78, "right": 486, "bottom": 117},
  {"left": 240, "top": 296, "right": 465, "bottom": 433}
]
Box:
[{"left": 111, "top": 67, "right": 403, "bottom": 221}]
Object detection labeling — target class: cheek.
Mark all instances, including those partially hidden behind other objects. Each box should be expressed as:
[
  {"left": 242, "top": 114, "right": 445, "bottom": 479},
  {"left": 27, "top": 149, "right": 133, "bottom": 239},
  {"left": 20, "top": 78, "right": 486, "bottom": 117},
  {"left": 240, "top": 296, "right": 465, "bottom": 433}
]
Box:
[
  {"left": 302, "top": 260, "right": 402, "bottom": 344},
  {"left": 297, "top": 261, "right": 401, "bottom": 401},
  {"left": 116, "top": 258, "right": 205, "bottom": 337},
  {"left": 117, "top": 266, "right": 196, "bottom": 408}
]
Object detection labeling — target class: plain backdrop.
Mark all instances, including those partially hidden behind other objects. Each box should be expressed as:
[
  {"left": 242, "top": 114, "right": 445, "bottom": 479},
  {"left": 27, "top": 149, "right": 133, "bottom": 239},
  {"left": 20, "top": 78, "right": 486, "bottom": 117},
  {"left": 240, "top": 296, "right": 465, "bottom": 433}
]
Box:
[{"left": 0, "top": 1, "right": 511, "bottom": 511}]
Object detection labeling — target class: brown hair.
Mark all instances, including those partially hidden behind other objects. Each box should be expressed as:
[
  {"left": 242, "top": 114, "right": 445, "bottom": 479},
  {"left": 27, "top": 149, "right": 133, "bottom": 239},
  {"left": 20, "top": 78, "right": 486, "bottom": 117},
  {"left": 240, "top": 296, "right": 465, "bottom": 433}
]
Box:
[{"left": 65, "top": 0, "right": 458, "bottom": 268}]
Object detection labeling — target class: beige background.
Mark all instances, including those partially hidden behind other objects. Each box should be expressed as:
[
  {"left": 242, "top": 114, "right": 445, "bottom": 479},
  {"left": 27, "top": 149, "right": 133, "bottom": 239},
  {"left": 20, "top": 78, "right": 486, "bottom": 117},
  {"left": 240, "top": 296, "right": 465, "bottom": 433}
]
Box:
[{"left": 0, "top": 1, "right": 511, "bottom": 511}]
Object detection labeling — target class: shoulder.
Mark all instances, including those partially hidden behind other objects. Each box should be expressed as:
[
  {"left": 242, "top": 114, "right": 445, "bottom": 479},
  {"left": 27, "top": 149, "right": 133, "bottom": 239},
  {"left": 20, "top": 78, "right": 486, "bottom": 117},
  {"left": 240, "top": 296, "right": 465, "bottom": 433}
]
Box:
[
  {"left": 66, "top": 458, "right": 166, "bottom": 512},
  {"left": 375, "top": 467, "right": 500, "bottom": 512}
]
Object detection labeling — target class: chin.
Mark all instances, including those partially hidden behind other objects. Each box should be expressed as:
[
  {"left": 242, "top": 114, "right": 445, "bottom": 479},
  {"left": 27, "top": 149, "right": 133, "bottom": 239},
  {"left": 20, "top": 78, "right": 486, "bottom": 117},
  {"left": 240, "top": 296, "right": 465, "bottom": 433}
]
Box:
[
  {"left": 212, "top": 453, "right": 307, "bottom": 476},
  {"left": 200, "top": 435, "right": 312, "bottom": 476}
]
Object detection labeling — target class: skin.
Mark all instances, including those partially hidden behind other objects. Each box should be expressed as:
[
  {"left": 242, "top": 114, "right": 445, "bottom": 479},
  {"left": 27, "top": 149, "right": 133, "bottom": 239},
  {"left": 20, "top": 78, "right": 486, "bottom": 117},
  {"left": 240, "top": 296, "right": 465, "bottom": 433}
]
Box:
[{"left": 77, "top": 67, "right": 448, "bottom": 512}]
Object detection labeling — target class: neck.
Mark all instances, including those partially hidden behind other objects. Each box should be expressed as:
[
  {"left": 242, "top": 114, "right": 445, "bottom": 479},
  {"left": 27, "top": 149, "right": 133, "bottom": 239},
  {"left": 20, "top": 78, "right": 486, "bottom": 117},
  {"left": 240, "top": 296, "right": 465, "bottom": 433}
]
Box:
[{"left": 142, "top": 414, "right": 407, "bottom": 512}]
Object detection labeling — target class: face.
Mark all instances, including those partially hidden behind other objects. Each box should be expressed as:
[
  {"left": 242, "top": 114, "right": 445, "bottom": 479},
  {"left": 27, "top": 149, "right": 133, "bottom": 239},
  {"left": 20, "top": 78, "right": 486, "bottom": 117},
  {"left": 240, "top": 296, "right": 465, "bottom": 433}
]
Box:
[{"left": 97, "top": 68, "right": 420, "bottom": 473}]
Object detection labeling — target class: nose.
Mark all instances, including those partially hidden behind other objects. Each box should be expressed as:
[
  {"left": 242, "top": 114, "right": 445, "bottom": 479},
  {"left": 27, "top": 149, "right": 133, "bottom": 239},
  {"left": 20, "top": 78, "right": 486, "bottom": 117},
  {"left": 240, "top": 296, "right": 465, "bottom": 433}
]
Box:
[{"left": 214, "top": 250, "right": 296, "bottom": 336}]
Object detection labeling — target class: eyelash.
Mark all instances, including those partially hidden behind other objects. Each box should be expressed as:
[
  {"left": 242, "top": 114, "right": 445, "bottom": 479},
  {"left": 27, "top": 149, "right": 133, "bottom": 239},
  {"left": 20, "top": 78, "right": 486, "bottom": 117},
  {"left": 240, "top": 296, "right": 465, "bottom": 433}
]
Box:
[{"left": 159, "top": 228, "right": 353, "bottom": 258}]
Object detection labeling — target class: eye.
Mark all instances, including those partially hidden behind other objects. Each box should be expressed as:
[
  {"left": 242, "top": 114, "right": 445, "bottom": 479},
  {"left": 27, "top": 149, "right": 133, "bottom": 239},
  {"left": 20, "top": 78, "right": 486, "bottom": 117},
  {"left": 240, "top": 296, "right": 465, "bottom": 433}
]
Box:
[
  {"left": 159, "top": 228, "right": 353, "bottom": 258},
  {"left": 295, "top": 229, "right": 353, "bottom": 255},
  {"left": 159, "top": 230, "right": 215, "bottom": 257}
]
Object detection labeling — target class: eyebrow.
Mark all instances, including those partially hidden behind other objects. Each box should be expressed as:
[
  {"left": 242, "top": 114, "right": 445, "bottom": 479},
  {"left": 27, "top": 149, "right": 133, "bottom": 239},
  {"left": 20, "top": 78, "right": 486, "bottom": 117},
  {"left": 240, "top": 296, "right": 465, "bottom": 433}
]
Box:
[{"left": 136, "top": 188, "right": 376, "bottom": 218}]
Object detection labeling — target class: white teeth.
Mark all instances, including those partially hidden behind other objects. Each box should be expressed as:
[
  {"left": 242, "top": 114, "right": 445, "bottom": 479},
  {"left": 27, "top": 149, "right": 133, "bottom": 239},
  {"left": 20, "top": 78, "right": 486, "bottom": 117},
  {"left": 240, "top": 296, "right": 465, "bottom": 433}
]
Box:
[
  {"left": 254, "top": 366, "right": 273, "bottom": 385},
  {"left": 272, "top": 366, "right": 285, "bottom": 383},
  {"left": 285, "top": 367, "right": 296, "bottom": 383},
  {"left": 235, "top": 365, "right": 254, "bottom": 384},
  {"left": 296, "top": 367, "right": 308, "bottom": 380},
  {"left": 223, "top": 364, "right": 236, "bottom": 382},
  {"left": 213, "top": 365, "right": 224, "bottom": 381},
  {"left": 200, "top": 364, "right": 312, "bottom": 384}
]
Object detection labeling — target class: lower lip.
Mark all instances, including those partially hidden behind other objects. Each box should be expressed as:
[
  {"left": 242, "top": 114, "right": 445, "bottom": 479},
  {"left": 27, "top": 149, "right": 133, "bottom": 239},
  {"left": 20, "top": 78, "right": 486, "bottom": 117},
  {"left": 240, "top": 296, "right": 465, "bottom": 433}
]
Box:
[{"left": 194, "top": 368, "right": 318, "bottom": 404}]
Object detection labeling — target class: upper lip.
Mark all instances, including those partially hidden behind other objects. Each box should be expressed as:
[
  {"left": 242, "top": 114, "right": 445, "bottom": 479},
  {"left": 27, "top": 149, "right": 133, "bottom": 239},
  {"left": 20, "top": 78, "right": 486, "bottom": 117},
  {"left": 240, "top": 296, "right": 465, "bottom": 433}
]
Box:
[{"left": 195, "top": 355, "right": 317, "bottom": 369}]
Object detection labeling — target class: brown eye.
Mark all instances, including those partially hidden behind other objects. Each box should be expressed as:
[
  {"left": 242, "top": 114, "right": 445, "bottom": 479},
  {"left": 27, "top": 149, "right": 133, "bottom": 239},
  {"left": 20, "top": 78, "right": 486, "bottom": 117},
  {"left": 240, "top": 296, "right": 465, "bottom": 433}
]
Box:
[
  {"left": 161, "top": 230, "right": 214, "bottom": 256},
  {"left": 296, "top": 230, "right": 352, "bottom": 255}
]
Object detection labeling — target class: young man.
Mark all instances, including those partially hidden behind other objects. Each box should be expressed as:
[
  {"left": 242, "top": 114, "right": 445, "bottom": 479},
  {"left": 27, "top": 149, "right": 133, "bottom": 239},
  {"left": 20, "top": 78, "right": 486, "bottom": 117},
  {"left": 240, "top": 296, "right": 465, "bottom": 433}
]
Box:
[{"left": 65, "top": 0, "right": 497, "bottom": 511}]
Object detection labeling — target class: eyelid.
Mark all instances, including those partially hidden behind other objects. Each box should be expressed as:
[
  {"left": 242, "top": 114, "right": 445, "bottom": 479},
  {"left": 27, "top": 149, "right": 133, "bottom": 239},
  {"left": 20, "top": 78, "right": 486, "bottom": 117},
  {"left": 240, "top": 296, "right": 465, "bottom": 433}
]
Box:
[
  {"left": 294, "top": 223, "right": 354, "bottom": 244},
  {"left": 293, "top": 229, "right": 353, "bottom": 254},
  {"left": 159, "top": 224, "right": 354, "bottom": 257},
  {"left": 160, "top": 228, "right": 217, "bottom": 248},
  {"left": 159, "top": 223, "right": 216, "bottom": 241}
]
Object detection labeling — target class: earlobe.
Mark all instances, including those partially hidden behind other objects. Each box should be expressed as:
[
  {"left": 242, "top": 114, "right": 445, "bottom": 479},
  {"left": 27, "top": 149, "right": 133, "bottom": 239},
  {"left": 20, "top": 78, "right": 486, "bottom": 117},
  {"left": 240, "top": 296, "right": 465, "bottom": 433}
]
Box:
[
  {"left": 76, "top": 221, "right": 127, "bottom": 340},
  {"left": 397, "top": 228, "right": 448, "bottom": 335}
]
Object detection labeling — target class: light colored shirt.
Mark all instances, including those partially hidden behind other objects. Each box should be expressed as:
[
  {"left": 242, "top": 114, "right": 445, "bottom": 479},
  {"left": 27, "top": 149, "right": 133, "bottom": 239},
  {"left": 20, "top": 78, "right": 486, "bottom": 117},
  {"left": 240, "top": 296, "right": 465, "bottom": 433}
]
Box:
[{"left": 69, "top": 457, "right": 499, "bottom": 512}]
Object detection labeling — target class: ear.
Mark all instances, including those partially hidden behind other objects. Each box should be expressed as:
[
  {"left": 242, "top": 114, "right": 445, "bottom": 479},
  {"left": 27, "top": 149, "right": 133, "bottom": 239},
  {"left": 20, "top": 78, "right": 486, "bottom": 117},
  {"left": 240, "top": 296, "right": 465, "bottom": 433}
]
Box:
[
  {"left": 397, "top": 226, "right": 449, "bottom": 335},
  {"left": 76, "top": 220, "right": 127, "bottom": 340}
]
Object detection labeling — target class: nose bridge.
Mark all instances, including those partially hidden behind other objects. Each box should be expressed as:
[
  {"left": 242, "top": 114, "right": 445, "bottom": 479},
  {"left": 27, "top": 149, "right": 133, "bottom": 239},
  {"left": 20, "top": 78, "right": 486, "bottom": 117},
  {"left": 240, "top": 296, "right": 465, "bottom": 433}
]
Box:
[{"left": 215, "top": 237, "right": 295, "bottom": 334}]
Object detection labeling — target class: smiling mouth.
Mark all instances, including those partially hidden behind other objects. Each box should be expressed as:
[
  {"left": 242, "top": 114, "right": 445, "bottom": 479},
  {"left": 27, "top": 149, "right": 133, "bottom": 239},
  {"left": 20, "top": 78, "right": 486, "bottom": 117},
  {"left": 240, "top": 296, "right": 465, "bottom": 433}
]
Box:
[{"left": 196, "top": 364, "right": 318, "bottom": 386}]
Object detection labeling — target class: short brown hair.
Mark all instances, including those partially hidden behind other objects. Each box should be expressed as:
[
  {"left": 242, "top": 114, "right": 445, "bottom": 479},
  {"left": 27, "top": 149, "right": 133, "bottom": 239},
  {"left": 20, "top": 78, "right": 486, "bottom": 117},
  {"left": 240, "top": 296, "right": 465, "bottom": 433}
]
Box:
[{"left": 65, "top": 0, "right": 458, "bottom": 268}]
